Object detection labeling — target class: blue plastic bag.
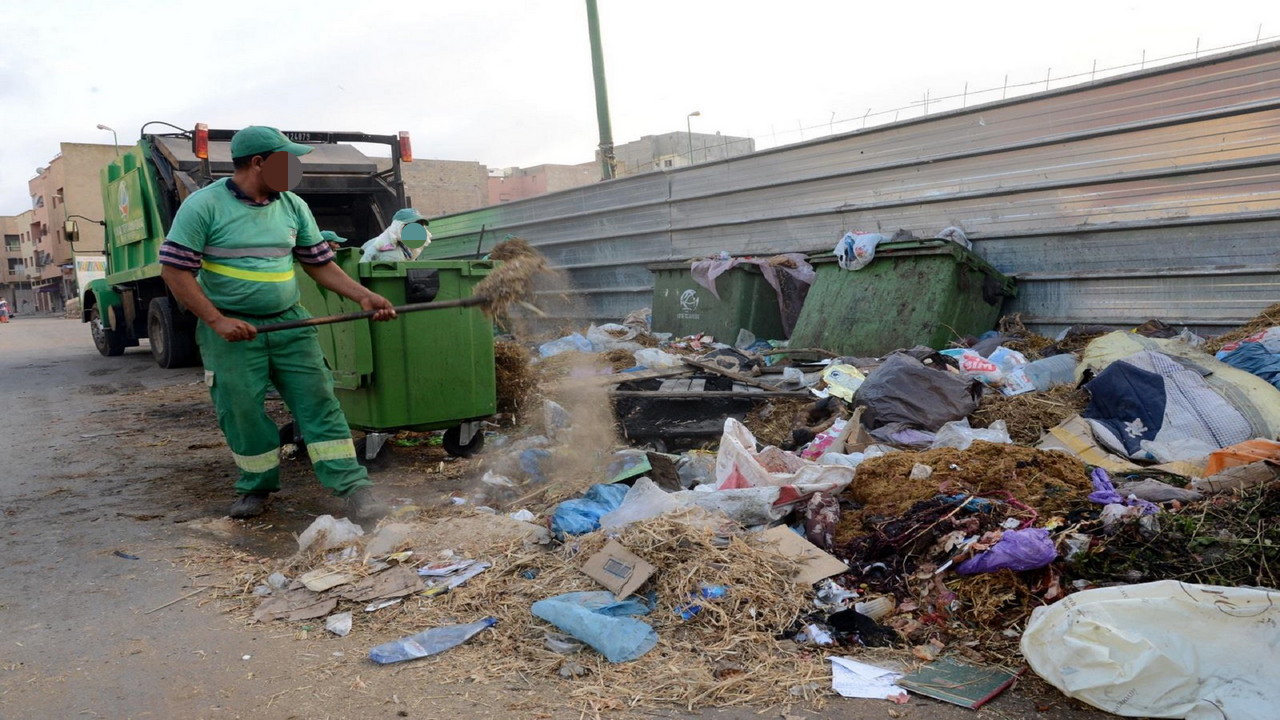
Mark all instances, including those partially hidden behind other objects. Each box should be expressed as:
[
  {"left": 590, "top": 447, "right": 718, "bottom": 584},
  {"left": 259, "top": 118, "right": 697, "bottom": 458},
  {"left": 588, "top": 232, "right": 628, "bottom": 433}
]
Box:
[
  {"left": 549, "top": 484, "right": 628, "bottom": 537},
  {"left": 956, "top": 528, "right": 1057, "bottom": 574},
  {"left": 539, "top": 333, "right": 594, "bottom": 358},
  {"left": 531, "top": 591, "right": 657, "bottom": 663}
]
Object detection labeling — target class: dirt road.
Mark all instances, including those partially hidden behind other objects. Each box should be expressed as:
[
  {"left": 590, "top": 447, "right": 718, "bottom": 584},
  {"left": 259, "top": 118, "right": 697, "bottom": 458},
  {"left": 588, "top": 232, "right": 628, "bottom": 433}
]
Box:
[{"left": 0, "top": 317, "right": 1102, "bottom": 720}]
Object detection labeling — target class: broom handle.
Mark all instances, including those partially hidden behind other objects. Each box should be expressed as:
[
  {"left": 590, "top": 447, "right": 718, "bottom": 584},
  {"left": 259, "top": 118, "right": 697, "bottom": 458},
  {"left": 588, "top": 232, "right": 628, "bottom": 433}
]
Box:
[{"left": 255, "top": 296, "right": 486, "bottom": 334}]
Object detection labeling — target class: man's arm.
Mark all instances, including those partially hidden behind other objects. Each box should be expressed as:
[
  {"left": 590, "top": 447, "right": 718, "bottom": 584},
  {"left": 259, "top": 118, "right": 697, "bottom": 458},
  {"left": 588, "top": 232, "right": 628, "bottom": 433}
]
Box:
[
  {"left": 160, "top": 265, "right": 258, "bottom": 341},
  {"left": 300, "top": 262, "right": 397, "bottom": 321}
]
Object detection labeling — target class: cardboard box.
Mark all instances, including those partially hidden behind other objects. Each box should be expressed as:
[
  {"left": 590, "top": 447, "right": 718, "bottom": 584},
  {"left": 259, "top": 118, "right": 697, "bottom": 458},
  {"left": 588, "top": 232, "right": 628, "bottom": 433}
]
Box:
[
  {"left": 763, "top": 525, "right": 849, "bottom": 585},
  {"left": 581, "top": 540, "right": 656, "bottom": 599}
]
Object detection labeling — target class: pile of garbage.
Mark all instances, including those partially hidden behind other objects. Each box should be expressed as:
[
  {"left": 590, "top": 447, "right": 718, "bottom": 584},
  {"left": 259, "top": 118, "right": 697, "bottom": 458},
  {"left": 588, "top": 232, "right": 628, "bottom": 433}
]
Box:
[{"left": 208, "top": 304, "right": 1280, "bottom": 718}]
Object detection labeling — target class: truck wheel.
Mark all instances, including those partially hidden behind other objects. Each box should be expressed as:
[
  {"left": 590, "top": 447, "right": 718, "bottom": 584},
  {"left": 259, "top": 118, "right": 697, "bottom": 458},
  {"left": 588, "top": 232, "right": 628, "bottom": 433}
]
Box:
[
  {"left": 443, "top": 425, "right": 485, "bottom": 458},
  {"left": 90, "top": 305, "right": 126, "bottom": 357},
  {"left": 148, "top": 297, "right": 199, "bottom": 368}
]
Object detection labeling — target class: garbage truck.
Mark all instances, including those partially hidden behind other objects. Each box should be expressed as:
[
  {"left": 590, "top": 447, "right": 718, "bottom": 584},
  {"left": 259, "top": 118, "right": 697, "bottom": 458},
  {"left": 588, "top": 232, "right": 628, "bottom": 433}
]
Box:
[{"left": 76, "top": 123, "right": 413, "bottom": 367}]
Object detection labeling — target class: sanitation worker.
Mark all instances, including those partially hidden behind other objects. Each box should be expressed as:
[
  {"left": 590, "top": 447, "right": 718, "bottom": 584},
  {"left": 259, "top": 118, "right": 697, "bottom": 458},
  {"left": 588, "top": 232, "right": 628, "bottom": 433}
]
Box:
[{"left": 159, "top": 125, "right": 395, "bottom": 521}]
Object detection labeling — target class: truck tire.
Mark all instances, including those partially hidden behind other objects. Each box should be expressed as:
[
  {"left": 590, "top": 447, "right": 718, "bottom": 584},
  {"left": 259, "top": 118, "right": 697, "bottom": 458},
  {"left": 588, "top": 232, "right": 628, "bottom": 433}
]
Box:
[
  {"left": 148, "top": 297, "right": 200, "bottom": 368},
  {"left": 90, "top": 305, "right": 126, "bottom": 357}
]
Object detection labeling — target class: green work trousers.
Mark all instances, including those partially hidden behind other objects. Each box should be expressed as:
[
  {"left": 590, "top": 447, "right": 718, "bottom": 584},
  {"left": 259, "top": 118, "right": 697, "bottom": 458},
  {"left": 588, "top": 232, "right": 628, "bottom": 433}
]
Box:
[{"left": 196, "top": 305, "right": 371, "bottom": 497}]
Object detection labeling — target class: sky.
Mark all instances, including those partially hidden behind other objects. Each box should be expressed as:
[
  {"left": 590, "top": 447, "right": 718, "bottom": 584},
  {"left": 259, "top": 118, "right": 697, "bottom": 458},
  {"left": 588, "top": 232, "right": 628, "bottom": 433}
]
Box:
[{"left": 1, "top": 0, "right": 1278, "bottom": 215}]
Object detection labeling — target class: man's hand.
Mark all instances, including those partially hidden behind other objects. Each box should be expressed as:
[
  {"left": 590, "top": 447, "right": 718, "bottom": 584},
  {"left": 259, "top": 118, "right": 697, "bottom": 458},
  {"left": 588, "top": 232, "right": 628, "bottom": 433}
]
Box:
[
  {"left": 211, "top": 316, "right": 258, "bottom": 342},
  {"left": 360, "top": 292, "right": 398, "bottom": 322}
]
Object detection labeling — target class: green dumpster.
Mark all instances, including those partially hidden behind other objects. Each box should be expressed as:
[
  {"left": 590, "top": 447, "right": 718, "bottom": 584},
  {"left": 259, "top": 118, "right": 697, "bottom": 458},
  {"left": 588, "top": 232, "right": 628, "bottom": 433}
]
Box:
[
  {"left": 649, "top": 260, "right": 789, "bottom": 342},
  {"left": 295, "top": 250, "right": 497, "bottom": 456},
  {"left": 788, "top": 239, "right": 1016, "bottom": 356}
]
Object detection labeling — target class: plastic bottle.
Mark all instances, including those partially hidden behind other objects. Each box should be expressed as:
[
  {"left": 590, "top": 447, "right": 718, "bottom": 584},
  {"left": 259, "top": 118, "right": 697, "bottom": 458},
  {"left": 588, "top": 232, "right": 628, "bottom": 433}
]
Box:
[{"left": 368, "top": 617, "right": 497, "bottom": 664}]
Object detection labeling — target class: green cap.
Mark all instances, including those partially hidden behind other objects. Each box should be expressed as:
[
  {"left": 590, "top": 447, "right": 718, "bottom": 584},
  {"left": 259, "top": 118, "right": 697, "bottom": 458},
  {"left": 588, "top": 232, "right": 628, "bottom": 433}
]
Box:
[
  {"left": 230, "top": 126, "right": 313, "bottom": 159},
  {"left": 393, "top": 208, "right": 427, "bottom": 225},
  {"left": 319, "top": 230, "right": 347, "bottom": 243}
]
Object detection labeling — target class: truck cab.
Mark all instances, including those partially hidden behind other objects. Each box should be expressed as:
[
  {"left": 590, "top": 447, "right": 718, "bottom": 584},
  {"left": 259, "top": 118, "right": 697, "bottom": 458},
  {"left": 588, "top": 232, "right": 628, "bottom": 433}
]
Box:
[{"left": 81, "top": 123, "right": 412, "bottom": 367}]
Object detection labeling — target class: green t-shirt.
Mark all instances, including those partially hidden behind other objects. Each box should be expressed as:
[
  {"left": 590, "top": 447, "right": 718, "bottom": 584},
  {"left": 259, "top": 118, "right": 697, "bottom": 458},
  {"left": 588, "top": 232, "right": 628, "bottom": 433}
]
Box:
[{"left": 166, "top": 179, "right": 323, "bottom": 315}]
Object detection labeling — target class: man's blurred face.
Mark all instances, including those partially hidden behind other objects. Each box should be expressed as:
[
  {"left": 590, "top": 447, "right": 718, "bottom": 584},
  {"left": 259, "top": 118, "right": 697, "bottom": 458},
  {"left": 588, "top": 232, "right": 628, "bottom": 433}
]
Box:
[{"left": 261, "top": 153, "right": 302, "bottom": 192}]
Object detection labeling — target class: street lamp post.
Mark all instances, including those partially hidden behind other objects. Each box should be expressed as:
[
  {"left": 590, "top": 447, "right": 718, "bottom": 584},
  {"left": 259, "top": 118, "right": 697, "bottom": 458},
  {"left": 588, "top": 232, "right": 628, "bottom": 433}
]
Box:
[
  {"left": 686, "top": 111, "right": 701, "bottom": 166},
  {"left": 96, "top": 124, "right": 120, "bottom": 156}
]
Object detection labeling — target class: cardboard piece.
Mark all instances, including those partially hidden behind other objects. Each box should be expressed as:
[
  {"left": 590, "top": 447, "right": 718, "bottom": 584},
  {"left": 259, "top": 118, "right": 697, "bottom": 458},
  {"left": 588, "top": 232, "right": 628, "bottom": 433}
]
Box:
[
  {"left": 581, "top": 540, "right": 656, "bottom": 599},
  {"left": 762, "top": 525, "right": 849, "bottom": 585}
]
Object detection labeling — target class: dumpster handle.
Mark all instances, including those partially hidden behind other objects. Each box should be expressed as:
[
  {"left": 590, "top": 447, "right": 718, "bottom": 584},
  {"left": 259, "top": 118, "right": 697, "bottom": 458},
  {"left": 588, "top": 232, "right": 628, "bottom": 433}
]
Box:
[{"left": 256, "top": 296, "right": 486, "bottom": 334}]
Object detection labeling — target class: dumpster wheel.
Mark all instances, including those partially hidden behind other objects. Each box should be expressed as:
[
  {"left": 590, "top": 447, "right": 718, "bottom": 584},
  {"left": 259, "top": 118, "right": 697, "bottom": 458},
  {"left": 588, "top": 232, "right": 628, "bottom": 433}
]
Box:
[{"left": 443, "top": 423, "right": 485, "bottom": 458}]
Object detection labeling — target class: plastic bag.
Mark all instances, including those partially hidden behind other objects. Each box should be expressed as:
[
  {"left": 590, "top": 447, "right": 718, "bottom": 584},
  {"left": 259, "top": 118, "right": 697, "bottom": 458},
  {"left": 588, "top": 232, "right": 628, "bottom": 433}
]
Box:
[
  {"left": 539, "top": 333, "right": 593, "bottom": 357},
  {"left": 586, "top": 323, "right": 641, "bottom": 352},
  {"left": 940, "top": 348, "right": 1005, "bottom": 386},
  {"left": 833, "top": 231, "right": 885, "bottom": 271},
  {"left": 854, "top": 353, "right": 983, "bottom": 433},
  {"left": 675, "top": 453, "right": 716, "bottom": 488},
  {"left": 935, "top": 226, "right": 972, "bottom": 250},
  {"left": 296, "top": 515, "right": 364, "bottom": 553},
  {"left": 633, "top": 348, "right": 683, "bottom": 369},
  {"left": 549, "top": 484, "right": 628, "bottom": 537},
  {"left": 930, "top": 418, "right": 1011, "bottom": 451},
  {"left": 1021, "top": 354, "right": 1077, "bottom": 392},
  {"left": 714, "top": 418, "right": 854, "bottom": 491},
  {"left": 531, "top": 591, "right": 657, "bottom": 663},
  {"left": 599, "top": 477, "right": 683, "bottom": 530},
  {"left": 669, "top": 486, "right": 790, "bottom": 526},
  {"left": 1021, "top": 581, "right": 1280, "bottom": 719},
  {"left": 369, "top": 616, "right": 496, "bottom": 664},
  {"left": 956, "top": 528, "right": 1057, "bottom": 574}
]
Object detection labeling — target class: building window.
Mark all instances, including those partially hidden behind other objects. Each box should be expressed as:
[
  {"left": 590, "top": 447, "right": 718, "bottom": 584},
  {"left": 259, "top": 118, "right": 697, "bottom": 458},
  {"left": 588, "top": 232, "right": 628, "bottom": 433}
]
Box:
[
  {"left": 4, "top": 234, "right": 18, "bottom": 252},
  {"left": 663, "top": 159, "right": 674, "bottom": 167}
]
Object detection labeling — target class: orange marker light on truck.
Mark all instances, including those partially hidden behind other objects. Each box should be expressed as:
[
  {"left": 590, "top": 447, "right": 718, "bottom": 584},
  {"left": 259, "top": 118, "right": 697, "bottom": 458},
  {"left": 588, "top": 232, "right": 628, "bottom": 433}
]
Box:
[
  {"left": 399, "top": 131, "right": 413, "bottom": 163},
  {"left": 194, "top": 123, "right": 209, "bottom": 159}
]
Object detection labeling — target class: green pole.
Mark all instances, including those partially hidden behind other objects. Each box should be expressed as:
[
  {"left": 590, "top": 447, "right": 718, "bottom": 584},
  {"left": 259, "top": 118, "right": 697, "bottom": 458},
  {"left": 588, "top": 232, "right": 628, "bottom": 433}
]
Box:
[{"left": 585, "top": 0, "right": 615, "bottom": 180}]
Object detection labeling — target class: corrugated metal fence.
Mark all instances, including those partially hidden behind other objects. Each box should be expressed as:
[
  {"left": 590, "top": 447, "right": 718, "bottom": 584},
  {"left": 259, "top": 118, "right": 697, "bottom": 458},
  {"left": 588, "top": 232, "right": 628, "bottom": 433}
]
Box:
[{"left": 422, "top": 42, "right": 1280, "bottom": 336}]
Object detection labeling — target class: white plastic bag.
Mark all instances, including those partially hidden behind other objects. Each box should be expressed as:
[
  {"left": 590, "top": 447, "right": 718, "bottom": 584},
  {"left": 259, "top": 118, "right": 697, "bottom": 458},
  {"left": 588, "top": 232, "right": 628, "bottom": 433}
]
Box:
[
  {"left": 930, "top": 418, "right": 1012, "bottom": 450},
  {"left": 599, "top": 477, "right": 684, "bottom": 530},
  {"left": 833, "top": 231, "right": 885, "bottom": 272},
  {"left": 714, "top": 418, "right": 854, "bottom": 491},
  {"left": 1022, "top": 580, "right": 1280, "bottom": 719},
  {"left": 935, "top": 226, "right": 972, "bottom": 250},
  {"left": 587, "top": 323, "right": 640, "bottom": 352},
  {"left": 633, "top": 348, "right": 683, "bottom": 369},
  {"left": 296, "top": 515, "right": 365, "bottom": 553}
]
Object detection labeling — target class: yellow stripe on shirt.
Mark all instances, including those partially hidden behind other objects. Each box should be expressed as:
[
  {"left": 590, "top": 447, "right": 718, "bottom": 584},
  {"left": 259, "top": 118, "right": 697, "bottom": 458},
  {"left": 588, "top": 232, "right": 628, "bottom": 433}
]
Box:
[{"left": 200, "top": 259, "right": 296, "bottom": 283}]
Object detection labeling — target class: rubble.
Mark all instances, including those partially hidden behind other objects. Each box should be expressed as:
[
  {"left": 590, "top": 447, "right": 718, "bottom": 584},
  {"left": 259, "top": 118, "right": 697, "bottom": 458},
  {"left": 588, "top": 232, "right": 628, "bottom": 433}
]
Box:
[{"left": 184, "top": 306, "right": 1280, "bottom": 717}]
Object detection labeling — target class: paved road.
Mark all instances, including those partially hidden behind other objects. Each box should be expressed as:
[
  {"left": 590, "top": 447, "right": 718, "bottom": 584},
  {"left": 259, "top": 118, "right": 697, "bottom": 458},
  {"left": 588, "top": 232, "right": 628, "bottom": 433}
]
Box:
[{"left": 0, "top": 317, "right": 1101, "bottom": 720}]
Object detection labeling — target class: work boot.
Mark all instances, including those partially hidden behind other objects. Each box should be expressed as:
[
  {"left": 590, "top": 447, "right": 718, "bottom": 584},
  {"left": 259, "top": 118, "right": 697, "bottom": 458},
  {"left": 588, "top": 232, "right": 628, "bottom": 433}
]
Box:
[
  {"left": 343, "top": 487, "right": 388, "bottom": 522},
  {"left": 229, "top": 492, "right": 271, "bottom": 519}
]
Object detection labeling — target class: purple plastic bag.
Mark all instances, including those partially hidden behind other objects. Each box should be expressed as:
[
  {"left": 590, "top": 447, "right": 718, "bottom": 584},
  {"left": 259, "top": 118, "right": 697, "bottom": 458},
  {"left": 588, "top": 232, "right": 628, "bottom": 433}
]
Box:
[
  {"left": 1088, "top": 468, "right": 1159, "bottom": 515},
  {"left": 956, "top": 528, "right": 1057, "bottom": 575}
]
